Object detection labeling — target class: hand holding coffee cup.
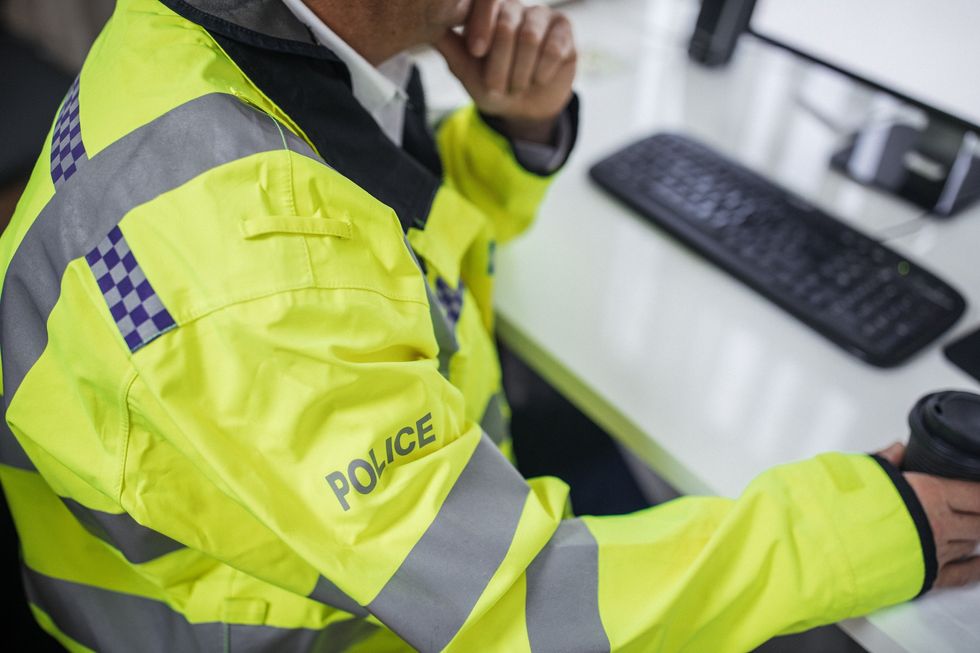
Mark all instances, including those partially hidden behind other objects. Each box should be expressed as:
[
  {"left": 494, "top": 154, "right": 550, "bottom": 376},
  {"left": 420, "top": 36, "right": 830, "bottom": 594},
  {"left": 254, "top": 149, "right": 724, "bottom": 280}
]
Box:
[{"left": 878, "top": 391, "right": 980, "bottom": 589}]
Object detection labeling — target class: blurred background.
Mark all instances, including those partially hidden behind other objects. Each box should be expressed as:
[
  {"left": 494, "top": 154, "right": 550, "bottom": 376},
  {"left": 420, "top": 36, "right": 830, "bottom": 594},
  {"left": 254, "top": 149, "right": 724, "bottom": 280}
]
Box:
[{"left": 0, "top": 0, "right": 113, "bottom": 231}]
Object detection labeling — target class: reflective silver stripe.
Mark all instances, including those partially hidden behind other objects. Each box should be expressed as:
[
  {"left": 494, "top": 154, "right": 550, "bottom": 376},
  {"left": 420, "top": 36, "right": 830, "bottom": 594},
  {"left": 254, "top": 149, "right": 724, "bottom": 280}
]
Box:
[
  {"left": 526, "top": 519, "right": 610, "bottom": 653},
  {"left": 23, "top": 565, "right": 377, "bottom": 653},
  {"left": 0, "top": 400, "right": 34, "bottom": 470},
  {"left": 480, "top": 392, "right": 510, "bottom": 446},
  {"left": 60, "top": 498, "right": 184, "bottom": 564},
  {"left": 309, "top": 575, "right": 369, "bottom": 617},
  {"left": 227, "top": 618, "right": 379, "bottom": 653},
  {"left": 0, "top": 92, "right": 316, "bottom": 408},
  {"left": 368, "top": 434, "right": 530, "bottom": 652}
]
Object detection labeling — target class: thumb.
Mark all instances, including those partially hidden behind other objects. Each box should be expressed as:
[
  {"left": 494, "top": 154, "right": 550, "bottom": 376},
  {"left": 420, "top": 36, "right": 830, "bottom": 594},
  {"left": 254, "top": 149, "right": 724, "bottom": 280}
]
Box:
[
  {"left": 877, "top": 442, "right": 907, "bottom": 468},
  {"left": 435, "top": 30, "right": 483, "bottom": 92}
]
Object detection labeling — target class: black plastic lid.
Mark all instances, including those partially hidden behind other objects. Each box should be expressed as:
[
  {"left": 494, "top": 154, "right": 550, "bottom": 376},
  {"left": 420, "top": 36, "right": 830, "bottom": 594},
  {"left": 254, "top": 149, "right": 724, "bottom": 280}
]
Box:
[{"left": 909, "top": 391, "right": 980, "bottom": 457}]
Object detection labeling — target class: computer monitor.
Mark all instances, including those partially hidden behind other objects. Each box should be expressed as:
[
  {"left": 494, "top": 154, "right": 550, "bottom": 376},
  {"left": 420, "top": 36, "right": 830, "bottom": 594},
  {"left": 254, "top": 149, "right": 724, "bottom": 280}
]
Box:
[{"left": 747, "top": 0, "right": 980, "bottom": 215}]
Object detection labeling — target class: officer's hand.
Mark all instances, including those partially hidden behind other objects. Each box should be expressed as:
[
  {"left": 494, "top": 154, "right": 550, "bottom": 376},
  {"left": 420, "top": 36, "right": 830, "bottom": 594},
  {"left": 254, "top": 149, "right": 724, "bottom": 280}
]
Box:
[
  {"left": 878, "top": 443, "right": 980, "bottom": 589},
  {"left": 435, "top": 0, "right": 576, "bottom": 144}
]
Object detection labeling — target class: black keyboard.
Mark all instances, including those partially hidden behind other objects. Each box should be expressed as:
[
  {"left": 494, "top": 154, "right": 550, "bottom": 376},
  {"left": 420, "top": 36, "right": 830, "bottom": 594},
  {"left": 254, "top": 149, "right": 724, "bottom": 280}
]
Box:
[{"left": 590, "top": 133, "right": 966, "bottom": 367}]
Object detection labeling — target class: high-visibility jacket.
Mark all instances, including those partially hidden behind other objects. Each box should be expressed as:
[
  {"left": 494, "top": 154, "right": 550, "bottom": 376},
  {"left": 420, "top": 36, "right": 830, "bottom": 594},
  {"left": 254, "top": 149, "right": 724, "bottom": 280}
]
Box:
[{"left": 0, "top": 1, "right": 934, "bottom": 651}]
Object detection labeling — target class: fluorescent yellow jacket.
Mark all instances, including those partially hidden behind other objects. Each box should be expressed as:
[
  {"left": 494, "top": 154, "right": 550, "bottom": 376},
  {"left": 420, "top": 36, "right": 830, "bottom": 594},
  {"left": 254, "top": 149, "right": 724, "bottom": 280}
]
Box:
[{"left": 0, "top": 1, "right": 933, "bottom": 651}]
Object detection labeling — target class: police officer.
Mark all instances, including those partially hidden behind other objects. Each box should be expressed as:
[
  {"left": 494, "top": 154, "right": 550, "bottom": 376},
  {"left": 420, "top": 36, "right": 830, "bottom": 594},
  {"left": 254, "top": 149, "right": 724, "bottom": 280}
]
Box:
[{"left": 1, "top": 0, "right": 979, "bottom": 651}]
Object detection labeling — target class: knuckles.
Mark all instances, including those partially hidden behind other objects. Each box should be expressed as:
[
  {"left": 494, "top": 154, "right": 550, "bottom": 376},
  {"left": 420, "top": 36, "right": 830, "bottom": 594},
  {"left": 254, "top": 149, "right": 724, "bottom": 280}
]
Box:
[
  {"left": 518, "top": 6, "right": 551, "bottom": 45},
  {"left": 544, "top": 23, "right": 575, "bottom": 61},
  {"left": 495, "top": 3, "right": 522, "bottom": 39},
  {"left": 496, "top": 21, "right": 518, "bottom": 41},
  {"left": 542, "top": 39, "right": 566, "bottom": 62},
  {"left": 518, "top": 24, "right": 544, "bottom": 47}
]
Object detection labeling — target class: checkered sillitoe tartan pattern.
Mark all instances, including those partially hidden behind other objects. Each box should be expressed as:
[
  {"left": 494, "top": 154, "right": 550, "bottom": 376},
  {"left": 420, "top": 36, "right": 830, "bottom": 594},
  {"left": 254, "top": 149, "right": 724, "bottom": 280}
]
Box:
[
  {"left": 50, "top": 77, "right": 88, "bottom": 188},
  {"left": 435, "top": 277, "right": 464, "bottom": 331},
  {"left": 86, "top": 227, "right": 177, "bottom": 352}
]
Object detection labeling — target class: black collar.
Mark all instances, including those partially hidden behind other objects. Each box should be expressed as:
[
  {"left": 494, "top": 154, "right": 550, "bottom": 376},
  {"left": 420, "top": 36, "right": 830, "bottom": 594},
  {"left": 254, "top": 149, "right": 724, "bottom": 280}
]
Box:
[
  {"left": 157, "top": 0, "right": 442, "bottom": 232},
  {"left": 164, "top": 0, "right": 322, "bottom": 54}
]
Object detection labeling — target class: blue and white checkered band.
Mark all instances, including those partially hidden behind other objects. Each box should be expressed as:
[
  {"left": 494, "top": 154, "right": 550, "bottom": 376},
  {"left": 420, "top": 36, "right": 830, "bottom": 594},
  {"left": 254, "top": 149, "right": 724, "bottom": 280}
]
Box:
[
  {"left": 85, "top": 227, "right": 177, "bottom": 352},
  {"left": 50, "top": 77, "right": 88, "bottom": 188},
  {"left": 435, "top": 277, "right": 465, "bottom": 331}
]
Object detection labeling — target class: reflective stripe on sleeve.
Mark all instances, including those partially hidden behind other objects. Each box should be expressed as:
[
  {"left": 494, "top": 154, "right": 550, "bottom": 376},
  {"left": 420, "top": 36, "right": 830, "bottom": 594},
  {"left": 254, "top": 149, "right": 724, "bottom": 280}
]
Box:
[
  {"left": 368, "top": 433, "right": 530, "bottom": 652},
  {"left": 22, "top": 565, "right": 377, "bottom": 653},
  {"left": 480, "top": 392, "right": 510, "bottom": 447},
  {"left": 526, "top": 519, "right": 610, "bottom": 653},
  {"left": 309, "top": 575, "right": 369, "bottom": 617},
  {"left": 60, "top": 498, "right": 184, "bottom": 565},
  {"left": 0, "top": 92, "right": 317, "bottom": 408},
  {"left": 86, "top": 226, "right": 177, "bottom": 352},
  {"left": 0, "top": 401, "right": 34, "bottom": 471}
]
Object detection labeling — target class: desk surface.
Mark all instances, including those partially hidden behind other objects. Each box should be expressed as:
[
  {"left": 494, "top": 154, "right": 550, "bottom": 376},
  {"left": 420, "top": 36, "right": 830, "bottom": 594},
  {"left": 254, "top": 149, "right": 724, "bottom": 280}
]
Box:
[{"left": 418, "top": 1, "right": 980, "bottom": 650}]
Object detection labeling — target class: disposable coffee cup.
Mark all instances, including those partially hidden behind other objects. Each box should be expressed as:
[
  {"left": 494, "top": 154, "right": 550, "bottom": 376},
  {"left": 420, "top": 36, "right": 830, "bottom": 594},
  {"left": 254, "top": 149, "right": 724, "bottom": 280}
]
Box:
[{"left": 902, "top": 391, "right": 980, "bottom": 481}]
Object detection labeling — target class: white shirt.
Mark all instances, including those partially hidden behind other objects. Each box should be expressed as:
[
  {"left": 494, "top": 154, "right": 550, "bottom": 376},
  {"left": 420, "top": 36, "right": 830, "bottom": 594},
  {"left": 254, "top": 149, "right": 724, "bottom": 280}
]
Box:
[
  {"left": 281, "top": 0, "right": 571, "bottom": 171},
  {"left": 281, "top": 0, "right": 413, "bottom": 146}
]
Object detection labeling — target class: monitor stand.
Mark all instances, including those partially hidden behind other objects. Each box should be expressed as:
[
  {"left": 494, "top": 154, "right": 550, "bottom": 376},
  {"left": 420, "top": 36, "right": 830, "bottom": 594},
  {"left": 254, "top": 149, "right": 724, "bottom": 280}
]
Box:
[{"left": 831, "top": 113, "right": 980, "bottom": 217}]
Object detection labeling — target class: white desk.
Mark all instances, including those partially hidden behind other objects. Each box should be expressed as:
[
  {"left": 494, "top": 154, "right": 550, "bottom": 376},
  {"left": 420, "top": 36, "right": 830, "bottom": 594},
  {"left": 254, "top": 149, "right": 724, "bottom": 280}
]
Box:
[{"left": 418, "top": 1, "right": 980, "bottom": 650}]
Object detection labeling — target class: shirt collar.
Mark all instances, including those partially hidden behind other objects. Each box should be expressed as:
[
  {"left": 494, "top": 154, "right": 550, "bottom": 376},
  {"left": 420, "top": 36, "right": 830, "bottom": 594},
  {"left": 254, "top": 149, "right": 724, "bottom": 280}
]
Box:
[{"left": 280, "top": 0, "right": 410, "bottom": 114}]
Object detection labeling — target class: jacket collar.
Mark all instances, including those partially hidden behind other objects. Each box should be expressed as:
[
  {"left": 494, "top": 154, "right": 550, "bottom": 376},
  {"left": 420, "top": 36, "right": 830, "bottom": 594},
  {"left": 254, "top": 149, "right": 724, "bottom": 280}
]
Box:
[
  {"left": 160, "top": 0, "right": 343, "bottom": 63},
  {"left": 156, "top": 0, "right": 443, "bottom": 234}
]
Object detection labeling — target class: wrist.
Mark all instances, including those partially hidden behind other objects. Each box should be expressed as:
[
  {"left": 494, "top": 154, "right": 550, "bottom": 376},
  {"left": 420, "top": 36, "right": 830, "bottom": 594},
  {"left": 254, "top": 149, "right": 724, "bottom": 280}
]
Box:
[{"left": 488, "top": 114, "right": 561, "bottom": 146}]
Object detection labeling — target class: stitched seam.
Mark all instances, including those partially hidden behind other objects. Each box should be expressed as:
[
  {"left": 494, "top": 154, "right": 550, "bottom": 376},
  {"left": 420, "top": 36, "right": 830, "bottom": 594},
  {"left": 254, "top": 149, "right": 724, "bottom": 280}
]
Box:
[
  {"left": 268, "top": 118, "right": 316, "bottom": 286},
  {"left": 177, "top": 283, "right": 430, "bottom": 331},
  {"left": 302, "top": 235, "right": 317, "bottom": 287},
  {"left": 188, "top": 15, "right": 322, "bottom": 156},
  {"left": 115, "top": 369, "right": 139, "bottom": 504},
  {"left": 270, "top": 119, "right": 298, "bottom": 217}
]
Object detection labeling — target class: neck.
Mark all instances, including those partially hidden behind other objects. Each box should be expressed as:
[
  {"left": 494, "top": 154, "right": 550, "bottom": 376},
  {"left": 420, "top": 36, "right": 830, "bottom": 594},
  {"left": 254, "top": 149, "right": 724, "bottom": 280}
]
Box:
[{"left": 302, "top": 1, "right": 401, "bottom": 66}]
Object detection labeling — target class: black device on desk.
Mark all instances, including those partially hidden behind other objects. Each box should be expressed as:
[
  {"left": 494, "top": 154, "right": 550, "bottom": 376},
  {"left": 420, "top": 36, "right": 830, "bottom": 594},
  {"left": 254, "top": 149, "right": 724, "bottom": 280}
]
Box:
[
  {"left": 687, "top": 0, "right": 757, "bottom": 67},
  {"left": 945, "top": 327, "right": 980, "bottom": 385},
  {"left": 690, "top": 0, "right": 980, "bottom": 216},
  {"left": 590, "top": 133, "right": 966, "bottom": 367},
  {"left": 752, "top": 0, "right": 980, "bottom": 216}
]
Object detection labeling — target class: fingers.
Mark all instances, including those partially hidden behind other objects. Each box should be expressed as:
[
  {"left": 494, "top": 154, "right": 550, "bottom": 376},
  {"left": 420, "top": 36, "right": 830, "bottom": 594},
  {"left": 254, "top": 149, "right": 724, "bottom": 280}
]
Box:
[
  {"left": 435, "top": 31, "right": 483, "bottom": 91},
  {"left": 466, "top": 0, "right": 503, "bottom": 57},
  {"left": 940, "top": 477, "right": 980, "bottom": 514},
  {"left": 483, "top": 0, "right": 523, "bottom": 95},
  {"left": 481, "top": 3, "right": 576, "bottom": 95},
  {"left": 906, "top": 472, "right": 980, "bottom": 587},
  {"left": 936, "top": 556, "right": 980, "bottom": 589},
  {"left": 876, "top": 442, "right": 906, "bottom": 468},
  {"left": 510, "top": 6, "right": 552, "bottom": 93},
  {"left": 534, "top": 14, "right": 575, "bottom": 86},
  {"left": 944, "top": 540, "right": 979, "bottom": 563},
  {"left": 948, "top": 511, "right": 980, "bottom": 541},
  {"left": 907, "top": 472, "right": 980, "bottom": 517},
  {"left": 447, "top": 1, "right": 577, "bottom": 122}
]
